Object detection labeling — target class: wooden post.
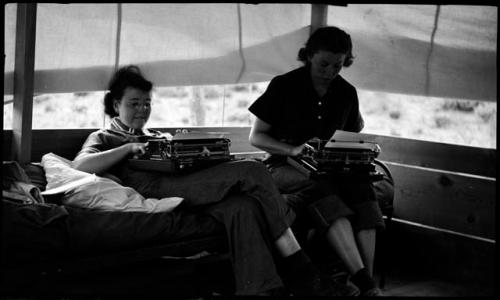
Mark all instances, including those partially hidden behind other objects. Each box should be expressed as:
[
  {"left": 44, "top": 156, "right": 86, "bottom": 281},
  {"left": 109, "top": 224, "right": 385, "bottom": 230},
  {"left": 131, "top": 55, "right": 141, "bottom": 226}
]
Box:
[
  {"left": 191, "top": 86, "right": 206, "bottom": 126},
  {"left": 310, "top": 4, "right": 328, "bottom": 35},
  {"left": 12, "top": 3, "right": 37, "bottom": 164}
]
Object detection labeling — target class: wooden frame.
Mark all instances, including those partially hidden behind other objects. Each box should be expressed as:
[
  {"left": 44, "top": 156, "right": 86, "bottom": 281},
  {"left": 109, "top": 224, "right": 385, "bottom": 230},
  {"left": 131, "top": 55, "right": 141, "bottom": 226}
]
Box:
[
  {"left": 310, "top": 4, "right": 328, "bottom": 34},
  {"left": 12, "top": 3, "right": 37, "bottom": 164}
]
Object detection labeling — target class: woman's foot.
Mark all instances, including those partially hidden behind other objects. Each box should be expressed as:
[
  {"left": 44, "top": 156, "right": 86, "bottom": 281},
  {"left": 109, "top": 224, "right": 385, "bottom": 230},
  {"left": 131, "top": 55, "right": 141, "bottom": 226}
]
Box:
[
  {"left": 350, "top": 268, "right": 382, "bottom": 296},
  {"left": 289, "top": 273, "right": 360, "bottom": 296},
  {"left": 360, "top": 286, "right": 383, "bottom": 296}
]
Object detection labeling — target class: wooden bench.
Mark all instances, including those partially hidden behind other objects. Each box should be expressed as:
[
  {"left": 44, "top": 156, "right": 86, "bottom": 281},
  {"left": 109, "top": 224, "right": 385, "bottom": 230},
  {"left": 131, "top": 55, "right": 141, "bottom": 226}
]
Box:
[{"left": 2, "top": 126, "right": 496, "bottom": 294}]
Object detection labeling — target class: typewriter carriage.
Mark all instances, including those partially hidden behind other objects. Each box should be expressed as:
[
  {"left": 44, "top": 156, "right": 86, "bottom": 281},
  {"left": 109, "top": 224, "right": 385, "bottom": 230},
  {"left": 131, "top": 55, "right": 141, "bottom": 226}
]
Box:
[
  {"left": 290, "top": 138, "right": 383, "bottom": 179},
  {"left": 130, "top": 134, "right": 232, "bottom": 173}
]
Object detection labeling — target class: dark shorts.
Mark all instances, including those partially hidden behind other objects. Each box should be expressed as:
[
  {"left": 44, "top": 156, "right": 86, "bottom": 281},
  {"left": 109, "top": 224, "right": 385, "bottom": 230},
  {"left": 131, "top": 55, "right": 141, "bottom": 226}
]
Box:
[{"left": 268, "top": 163, "right": 385, "bottom": 234}]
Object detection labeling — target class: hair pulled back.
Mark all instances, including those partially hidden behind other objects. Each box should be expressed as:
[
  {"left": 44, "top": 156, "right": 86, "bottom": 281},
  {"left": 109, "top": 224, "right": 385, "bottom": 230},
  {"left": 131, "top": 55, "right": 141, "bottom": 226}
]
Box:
[
  {"left": 104, "top": 65, "right": 153, "bottom": 118},
  {"left": 297, "top": 26, "right": 354, "bottom": 67}
]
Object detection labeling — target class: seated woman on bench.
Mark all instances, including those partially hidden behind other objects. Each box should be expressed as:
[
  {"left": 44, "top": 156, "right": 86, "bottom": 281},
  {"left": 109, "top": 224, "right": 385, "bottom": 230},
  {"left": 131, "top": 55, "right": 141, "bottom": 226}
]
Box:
[
  {"left": 72, "top": 65, "right": 359, "bottom": 296},
  {"left": 249, "top": 26, "right": 385, "bottom": 296}
]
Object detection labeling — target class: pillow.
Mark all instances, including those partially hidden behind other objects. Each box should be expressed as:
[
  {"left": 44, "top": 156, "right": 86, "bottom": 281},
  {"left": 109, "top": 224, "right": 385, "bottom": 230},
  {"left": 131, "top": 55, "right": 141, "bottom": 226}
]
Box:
[
  {"left": 41, "top": 153, "right": 183, "bottom": 213},
  {"left": 42, "top": 153, "right": 88, "bottom": 190}
]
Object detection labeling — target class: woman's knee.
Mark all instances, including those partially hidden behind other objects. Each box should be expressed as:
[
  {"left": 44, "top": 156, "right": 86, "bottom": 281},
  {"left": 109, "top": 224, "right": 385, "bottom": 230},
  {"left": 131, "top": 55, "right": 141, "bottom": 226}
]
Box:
[
  {"left": 234, "top": 159, "right": 269, "bottom": 175},
  {"left": 221, "top": 194, "right": 261, "bottom": 214},
  {"left": 350, "top": 201, "right": 385, "bottom": 232}
]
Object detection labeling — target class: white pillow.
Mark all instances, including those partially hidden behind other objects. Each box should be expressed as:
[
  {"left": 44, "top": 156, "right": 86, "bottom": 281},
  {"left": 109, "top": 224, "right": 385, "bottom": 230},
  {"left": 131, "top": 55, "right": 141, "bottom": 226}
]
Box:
[{"left": 40, "top": 153, "right": 183, "bottom": 213}]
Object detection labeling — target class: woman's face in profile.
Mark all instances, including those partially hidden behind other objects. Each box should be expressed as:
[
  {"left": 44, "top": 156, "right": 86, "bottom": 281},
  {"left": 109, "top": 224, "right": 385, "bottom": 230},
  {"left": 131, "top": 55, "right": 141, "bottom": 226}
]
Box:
[
  {"left": 308, "top": 50, "right": 346, "bottom": 85},
  {"left": 113, "top": 87, "right": 152, "bottom": 130}
]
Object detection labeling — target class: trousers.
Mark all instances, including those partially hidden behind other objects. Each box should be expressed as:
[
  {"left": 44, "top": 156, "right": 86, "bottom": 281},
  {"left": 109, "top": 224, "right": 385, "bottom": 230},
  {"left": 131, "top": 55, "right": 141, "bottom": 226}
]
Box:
[{"left": 116, "top": 159, "right": 296, "bottom": 295}]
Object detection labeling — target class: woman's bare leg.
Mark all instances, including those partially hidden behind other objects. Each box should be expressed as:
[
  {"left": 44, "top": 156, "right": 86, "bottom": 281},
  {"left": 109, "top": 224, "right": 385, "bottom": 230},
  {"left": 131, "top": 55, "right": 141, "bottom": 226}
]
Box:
[
  {"left": 355, "top": 229, "right": 376, "bottom": 277},
  {"left": 324, "top": 217, "right": 364, "bottom": 275}
]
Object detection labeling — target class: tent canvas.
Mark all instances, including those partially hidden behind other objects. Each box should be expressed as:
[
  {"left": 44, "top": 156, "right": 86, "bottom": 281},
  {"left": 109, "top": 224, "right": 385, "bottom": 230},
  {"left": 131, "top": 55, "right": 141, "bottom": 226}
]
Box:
[{"left": 3, "top": 3, "right": 497, "bottom": 102}]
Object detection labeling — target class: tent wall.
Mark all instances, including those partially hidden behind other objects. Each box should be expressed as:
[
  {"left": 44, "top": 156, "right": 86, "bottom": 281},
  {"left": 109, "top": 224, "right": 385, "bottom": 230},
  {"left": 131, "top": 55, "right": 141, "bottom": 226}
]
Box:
[
  {"left": 330, "top": 4, "right": 497, "bottom": 101},
  {"left": 4, "top": 3, "right": 312, "bottom": 95},
  {"left": 4, "top": 3, "right": 496, "bottom": 100}
]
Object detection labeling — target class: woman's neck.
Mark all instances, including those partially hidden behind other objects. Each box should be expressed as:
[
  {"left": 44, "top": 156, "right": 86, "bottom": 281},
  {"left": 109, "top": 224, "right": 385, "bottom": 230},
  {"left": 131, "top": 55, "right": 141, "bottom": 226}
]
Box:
[{"left": 311, "top": 77, "right": 330, "bottom": 98}]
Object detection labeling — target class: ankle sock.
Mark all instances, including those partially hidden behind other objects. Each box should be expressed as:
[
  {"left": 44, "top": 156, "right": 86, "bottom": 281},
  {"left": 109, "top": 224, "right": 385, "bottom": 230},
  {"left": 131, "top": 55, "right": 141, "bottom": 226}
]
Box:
[{"left": 350, "top": 268, "right": 376, "bottom": 293}]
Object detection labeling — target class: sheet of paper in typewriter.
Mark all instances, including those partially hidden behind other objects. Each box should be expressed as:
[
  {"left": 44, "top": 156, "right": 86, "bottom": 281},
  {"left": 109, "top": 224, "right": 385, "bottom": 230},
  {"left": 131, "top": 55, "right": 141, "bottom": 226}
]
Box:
[{"left": 329, "top": 130, "right": 380, "bottom": 144}]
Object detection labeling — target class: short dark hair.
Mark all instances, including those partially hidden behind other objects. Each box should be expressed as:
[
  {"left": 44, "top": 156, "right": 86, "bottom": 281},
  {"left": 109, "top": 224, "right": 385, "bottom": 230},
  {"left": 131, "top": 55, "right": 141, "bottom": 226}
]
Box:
[
  {"left": 104, "top": 65, "right": 153, "bottom": 117},
  {"left": 297, "top": 26, "right": 354, "bottom": 67}
]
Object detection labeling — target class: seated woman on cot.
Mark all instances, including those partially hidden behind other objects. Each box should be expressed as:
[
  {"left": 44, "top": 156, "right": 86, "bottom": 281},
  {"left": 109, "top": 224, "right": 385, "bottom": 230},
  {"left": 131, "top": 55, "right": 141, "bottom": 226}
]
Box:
[{"left": 72, "top": 65, "right": 359, "bottom": 296}]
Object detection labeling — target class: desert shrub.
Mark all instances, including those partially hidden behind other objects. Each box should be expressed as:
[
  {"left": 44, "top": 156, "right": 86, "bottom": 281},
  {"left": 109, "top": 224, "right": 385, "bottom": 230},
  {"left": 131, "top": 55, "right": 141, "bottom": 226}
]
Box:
[
  {"left": 434, "top": 116, "right": 451, "bottom": 128},
  {"left": 74, "top": 105, "right": 87, "bottom": 114},
  {"left": 413, "top": 128, "right": 423, "bottom": 135},
  {"left": 74, "top": 91, "right": 89, "bottom": 97},
  {"left": 231, "top": 84, "right": 250, "bottom": 92},
  {"left": 44, "top": 105, "right": 54, "bottom": 113},
  {"left": 251, "top": 84, "right": 262, "bottom": 93},
  {"left": 237, "top": 99, "right": 249, "bottom": 108},
  {"left": 34, "top": 95, "right": 51, "bottom": 103},
  {"left": 389, "top": 111, "right": 401, "bottom": 120},
  {"left": 441, "top": 99, "right": 477, "bottom": 112},
  {"left": 380, "top": 103, "right": 388, "bottom": 112},
  {"left": 203, "top": 86, "right": 222, "bottom": 99},
  {"left": 478, "top": 110, "right": 495, "bottom": 123}
]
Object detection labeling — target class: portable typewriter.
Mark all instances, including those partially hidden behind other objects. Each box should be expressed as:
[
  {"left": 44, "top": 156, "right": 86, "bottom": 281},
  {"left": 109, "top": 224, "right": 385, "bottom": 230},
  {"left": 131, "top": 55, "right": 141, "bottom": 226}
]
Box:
[
  {"left": 287, "top": 137, "right": 383, "bottom": 180},
  {"left": 128, "top": 131, "right": 233, "bottom": 173}
]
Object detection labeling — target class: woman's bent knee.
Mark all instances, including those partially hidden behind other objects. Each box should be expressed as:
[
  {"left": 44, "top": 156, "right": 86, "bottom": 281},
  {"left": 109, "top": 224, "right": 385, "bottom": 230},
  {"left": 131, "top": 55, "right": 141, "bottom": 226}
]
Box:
[{"left": 233, "top": 159, "right": 268, "bottom": 174}]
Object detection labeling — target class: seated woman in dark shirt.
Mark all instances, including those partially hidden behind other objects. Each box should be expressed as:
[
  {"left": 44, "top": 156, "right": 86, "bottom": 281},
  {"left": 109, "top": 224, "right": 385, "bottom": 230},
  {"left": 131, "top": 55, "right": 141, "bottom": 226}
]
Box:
[
  {"left": 72, "top": 65, "right": 358, "bottom": 296},
  {"left": 249, "top": 26, "right": 384, "bottom": 296}
]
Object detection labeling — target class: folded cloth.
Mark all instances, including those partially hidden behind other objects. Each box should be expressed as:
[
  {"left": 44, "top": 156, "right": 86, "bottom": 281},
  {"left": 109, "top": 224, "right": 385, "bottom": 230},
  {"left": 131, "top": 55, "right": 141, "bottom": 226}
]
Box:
[{"left": 2, "top": 161, "right": 45, "bottom": 204}]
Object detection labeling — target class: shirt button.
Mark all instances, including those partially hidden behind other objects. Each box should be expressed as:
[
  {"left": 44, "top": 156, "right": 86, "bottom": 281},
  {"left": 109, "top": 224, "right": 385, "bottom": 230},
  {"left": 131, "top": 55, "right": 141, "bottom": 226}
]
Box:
[
  {"left": 318, "top": 115, "right": 322, "bottom": 120},
  {"left": 318, "top": 102, "right": 322, "bottom": 106}
]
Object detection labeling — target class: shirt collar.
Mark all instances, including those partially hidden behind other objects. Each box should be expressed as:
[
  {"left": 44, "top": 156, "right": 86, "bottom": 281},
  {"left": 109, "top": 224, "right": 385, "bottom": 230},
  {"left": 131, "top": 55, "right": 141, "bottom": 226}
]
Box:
[
  {"left": 110, "top": 117, "right": 146, "bottom": 136},
  {"left": 301, "top": 64, "right": 342, "bottom": 100}
]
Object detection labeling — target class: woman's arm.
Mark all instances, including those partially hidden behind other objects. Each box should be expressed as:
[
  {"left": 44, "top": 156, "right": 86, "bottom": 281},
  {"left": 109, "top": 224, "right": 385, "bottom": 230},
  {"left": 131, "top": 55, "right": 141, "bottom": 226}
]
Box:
[
  {"left": 249, "top": 117, "right": 304, "bottom": 157},
  {"left": 72, "top": 142, "right": 146, "bottom": 174}
]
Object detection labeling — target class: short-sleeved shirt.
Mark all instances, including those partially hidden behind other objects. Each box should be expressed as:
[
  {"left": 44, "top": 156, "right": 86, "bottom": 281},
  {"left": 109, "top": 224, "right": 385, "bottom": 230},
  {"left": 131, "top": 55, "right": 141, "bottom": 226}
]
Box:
[
  {"left": 248, "top": 65, "right": 364, "bottom": 146},
  {"left": 76, "top": 118, "right": 163, "bottom": 176}
]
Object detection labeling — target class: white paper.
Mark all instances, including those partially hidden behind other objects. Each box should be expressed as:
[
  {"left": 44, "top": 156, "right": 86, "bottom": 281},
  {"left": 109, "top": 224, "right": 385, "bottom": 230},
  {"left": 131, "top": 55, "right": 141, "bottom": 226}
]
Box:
[
  {"left": 172, "top": 131, "right": 226, "bottom": 140},
  {"left": 330, "top": 130, "right": 379, "bottom": 143}
]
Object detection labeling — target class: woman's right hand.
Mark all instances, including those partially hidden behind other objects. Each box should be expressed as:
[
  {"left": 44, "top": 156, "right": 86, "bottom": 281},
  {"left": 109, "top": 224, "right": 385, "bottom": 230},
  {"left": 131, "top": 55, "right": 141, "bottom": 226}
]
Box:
[
  {"left": 289, "top": 143, "right": 306, "bottom": 157},
  {"left": 128, "top": 142, "right": 148, "bottom": 158}
]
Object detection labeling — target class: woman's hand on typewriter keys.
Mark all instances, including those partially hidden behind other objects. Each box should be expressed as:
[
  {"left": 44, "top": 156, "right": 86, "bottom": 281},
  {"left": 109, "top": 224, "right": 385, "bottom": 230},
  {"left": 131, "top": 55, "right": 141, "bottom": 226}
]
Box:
[
  {"left": 129, "top": 142, "right": 148, "bottom": 159},
  {"left": 289, "top": 143, "right": 306, "bottom": 157}
]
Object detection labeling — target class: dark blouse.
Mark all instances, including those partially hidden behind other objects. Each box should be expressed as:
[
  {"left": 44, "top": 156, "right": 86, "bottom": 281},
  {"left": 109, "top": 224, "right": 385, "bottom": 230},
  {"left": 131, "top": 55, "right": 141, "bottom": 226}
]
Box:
[{"left": 248, "top": 66, "right": 364, "bottom": 146}]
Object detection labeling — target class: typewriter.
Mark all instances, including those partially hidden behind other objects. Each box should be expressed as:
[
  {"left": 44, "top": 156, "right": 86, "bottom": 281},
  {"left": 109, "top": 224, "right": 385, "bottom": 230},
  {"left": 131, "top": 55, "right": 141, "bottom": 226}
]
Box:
[
  {"left": 128, "top": 131, "right": 233, "bottom": 173},
  {"left": 287, "top": 137, "right": 383, "bottom": 180}
]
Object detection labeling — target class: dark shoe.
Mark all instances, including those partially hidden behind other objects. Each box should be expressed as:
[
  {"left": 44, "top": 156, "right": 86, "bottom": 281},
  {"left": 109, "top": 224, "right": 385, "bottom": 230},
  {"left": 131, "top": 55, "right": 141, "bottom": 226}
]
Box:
[
  {"left": 361, "top": 287, "right": 383, "bottom": 296},
  {"left": 256, "top": 286, "right": 290, "bottom": 296},
  {"left": 289, "top": 274, "right": 360, "bottom": 296},
  {"left": 325, "top": 276, "right": 361, "bottom": 296}
]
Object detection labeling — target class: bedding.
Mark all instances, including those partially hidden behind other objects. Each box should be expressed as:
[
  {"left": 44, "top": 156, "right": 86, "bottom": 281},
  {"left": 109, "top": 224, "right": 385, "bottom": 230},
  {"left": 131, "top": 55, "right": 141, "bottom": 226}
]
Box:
[
  {"left": 41, "top": 153, "right": 183, "bottom": 213},
  {"left": 2, "top": 159, "right": 225, "bottom": 259}
]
